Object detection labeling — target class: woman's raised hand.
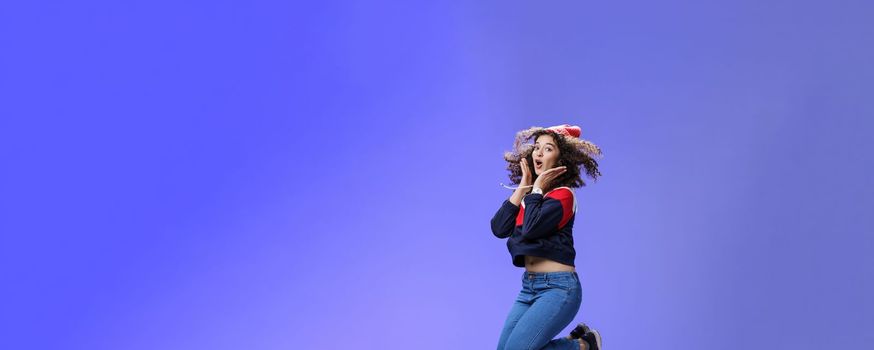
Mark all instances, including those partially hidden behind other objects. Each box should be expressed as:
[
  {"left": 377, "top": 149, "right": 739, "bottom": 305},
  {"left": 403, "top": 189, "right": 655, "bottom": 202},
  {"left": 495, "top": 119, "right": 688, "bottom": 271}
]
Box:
[
  {"left": 508, "top": 158, "right": 535, "bottom": 205},
  {"left": 533, "top": 165, "right": 567, "bottom": 191},
  {"left": 519, "top": 158, "right": 533, "bottom": 188}
]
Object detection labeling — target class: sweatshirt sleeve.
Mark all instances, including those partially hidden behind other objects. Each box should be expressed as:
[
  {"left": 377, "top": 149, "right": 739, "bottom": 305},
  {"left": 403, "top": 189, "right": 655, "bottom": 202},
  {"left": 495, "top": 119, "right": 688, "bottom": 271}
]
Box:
[
  {"left": 520, "top": 188, "right": 575, "bottom": 240},
  {"left": 490, "top": 200, "right": 520, "bottom": 239}
]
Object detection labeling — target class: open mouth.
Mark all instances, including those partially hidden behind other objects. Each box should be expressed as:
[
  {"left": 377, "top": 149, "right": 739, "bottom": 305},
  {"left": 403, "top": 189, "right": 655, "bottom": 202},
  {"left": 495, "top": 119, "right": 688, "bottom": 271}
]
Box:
[{"left": 534, "top": 160, "right": 543, "bottom": 169}]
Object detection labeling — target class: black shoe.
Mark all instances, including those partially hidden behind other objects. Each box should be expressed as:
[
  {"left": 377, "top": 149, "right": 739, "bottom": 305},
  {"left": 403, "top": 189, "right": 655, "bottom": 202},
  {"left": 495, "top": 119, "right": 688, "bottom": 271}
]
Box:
[
  {"left": 581, "top": 328, "right": 602, "bottom": 350},
  {"left": 569, "top": 322, "right": 591, "bottom": 339}
]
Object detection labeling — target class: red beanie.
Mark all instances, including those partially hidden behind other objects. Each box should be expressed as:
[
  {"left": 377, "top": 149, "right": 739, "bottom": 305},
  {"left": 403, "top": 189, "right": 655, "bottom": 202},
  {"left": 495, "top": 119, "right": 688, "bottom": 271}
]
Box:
[{"left": 546, "top": 124, "right": 581, "bottom": 138}]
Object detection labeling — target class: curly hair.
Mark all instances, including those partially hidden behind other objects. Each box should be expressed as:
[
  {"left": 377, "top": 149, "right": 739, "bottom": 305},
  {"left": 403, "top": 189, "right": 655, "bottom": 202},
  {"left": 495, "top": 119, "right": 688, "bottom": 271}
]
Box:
[{"left": 503, "top": 126, "right": 603, "bottom": 189}]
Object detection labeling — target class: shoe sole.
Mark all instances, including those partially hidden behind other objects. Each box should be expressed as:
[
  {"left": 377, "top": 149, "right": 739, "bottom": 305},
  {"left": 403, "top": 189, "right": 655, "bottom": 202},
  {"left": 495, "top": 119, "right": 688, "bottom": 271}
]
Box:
[{"left": 589, "top": 329, "right": 602, "bottom": 349}]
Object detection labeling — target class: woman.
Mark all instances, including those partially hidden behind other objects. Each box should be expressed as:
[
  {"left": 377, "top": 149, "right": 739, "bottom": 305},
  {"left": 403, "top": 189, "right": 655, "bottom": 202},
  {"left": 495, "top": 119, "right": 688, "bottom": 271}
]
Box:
[{"left": 490, "top": 124, "right": 604, "bottom": 350}]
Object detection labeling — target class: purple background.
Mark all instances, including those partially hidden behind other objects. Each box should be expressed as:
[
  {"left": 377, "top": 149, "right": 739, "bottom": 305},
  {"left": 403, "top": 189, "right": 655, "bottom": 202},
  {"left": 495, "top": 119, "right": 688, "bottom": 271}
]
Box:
[{"left": 2, "top": 1, "right": 873, "bottom": 349}]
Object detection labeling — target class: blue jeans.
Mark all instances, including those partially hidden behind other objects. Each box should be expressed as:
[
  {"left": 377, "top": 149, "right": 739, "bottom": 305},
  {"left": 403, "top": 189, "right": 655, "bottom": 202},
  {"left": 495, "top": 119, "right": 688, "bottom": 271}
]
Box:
[{"left": 496, "top": 271, "right": 582, "bottom": 350}]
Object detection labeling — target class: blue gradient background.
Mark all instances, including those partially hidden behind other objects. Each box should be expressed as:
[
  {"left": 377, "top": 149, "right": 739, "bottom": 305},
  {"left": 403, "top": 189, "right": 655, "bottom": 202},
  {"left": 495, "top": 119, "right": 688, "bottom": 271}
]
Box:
[{"left": 2, "top": 1, "right": 873, "bottom": 349}]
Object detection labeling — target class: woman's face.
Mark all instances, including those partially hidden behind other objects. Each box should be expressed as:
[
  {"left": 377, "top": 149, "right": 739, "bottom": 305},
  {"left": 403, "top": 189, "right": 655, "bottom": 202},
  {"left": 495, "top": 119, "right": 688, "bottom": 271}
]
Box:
[{"left": 532, "top": 134, "right": 560, "bottom": 176}]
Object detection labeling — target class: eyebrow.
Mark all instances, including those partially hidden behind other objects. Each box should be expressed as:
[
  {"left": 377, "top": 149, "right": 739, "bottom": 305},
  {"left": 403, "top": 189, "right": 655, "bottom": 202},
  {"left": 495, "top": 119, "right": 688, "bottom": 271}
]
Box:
[{"left": 535, "top": 142, "right": 557, "bottom": 148}]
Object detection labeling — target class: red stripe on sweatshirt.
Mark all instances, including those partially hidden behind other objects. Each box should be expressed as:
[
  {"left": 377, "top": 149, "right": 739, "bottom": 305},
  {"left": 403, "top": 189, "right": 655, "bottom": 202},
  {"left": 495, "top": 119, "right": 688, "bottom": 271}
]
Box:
[{"left": 545, "top": 188, "right": 574, "bottom": 229}]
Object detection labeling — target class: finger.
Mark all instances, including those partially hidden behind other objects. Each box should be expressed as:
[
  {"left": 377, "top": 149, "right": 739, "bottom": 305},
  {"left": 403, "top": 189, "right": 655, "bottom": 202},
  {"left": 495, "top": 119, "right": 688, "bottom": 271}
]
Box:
[
  {"left": 544, "top": 166, "right": 565, "bottom": 175},
  {"left": 547, "top": 168, "right": 566, "bottom": 179}
]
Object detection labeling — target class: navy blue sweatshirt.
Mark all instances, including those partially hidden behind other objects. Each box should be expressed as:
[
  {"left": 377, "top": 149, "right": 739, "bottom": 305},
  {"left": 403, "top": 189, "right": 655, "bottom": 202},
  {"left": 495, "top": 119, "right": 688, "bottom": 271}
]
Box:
[{"left": 490, "top": 187, "right": 577, "bottom": 267}]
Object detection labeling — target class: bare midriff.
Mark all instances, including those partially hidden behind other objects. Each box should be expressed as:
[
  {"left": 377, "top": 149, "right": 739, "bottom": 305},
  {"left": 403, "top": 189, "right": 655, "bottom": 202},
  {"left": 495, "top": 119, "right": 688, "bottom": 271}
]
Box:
[{"left": 524, "top": 255, "right": 575, "bottom": 272}]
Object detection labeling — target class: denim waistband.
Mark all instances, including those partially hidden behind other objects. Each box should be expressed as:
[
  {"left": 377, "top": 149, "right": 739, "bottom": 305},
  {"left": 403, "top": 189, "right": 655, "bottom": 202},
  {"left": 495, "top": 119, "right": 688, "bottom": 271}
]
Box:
[{"left": 522, "top": 270, "right": 578, "bottom": 281}]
